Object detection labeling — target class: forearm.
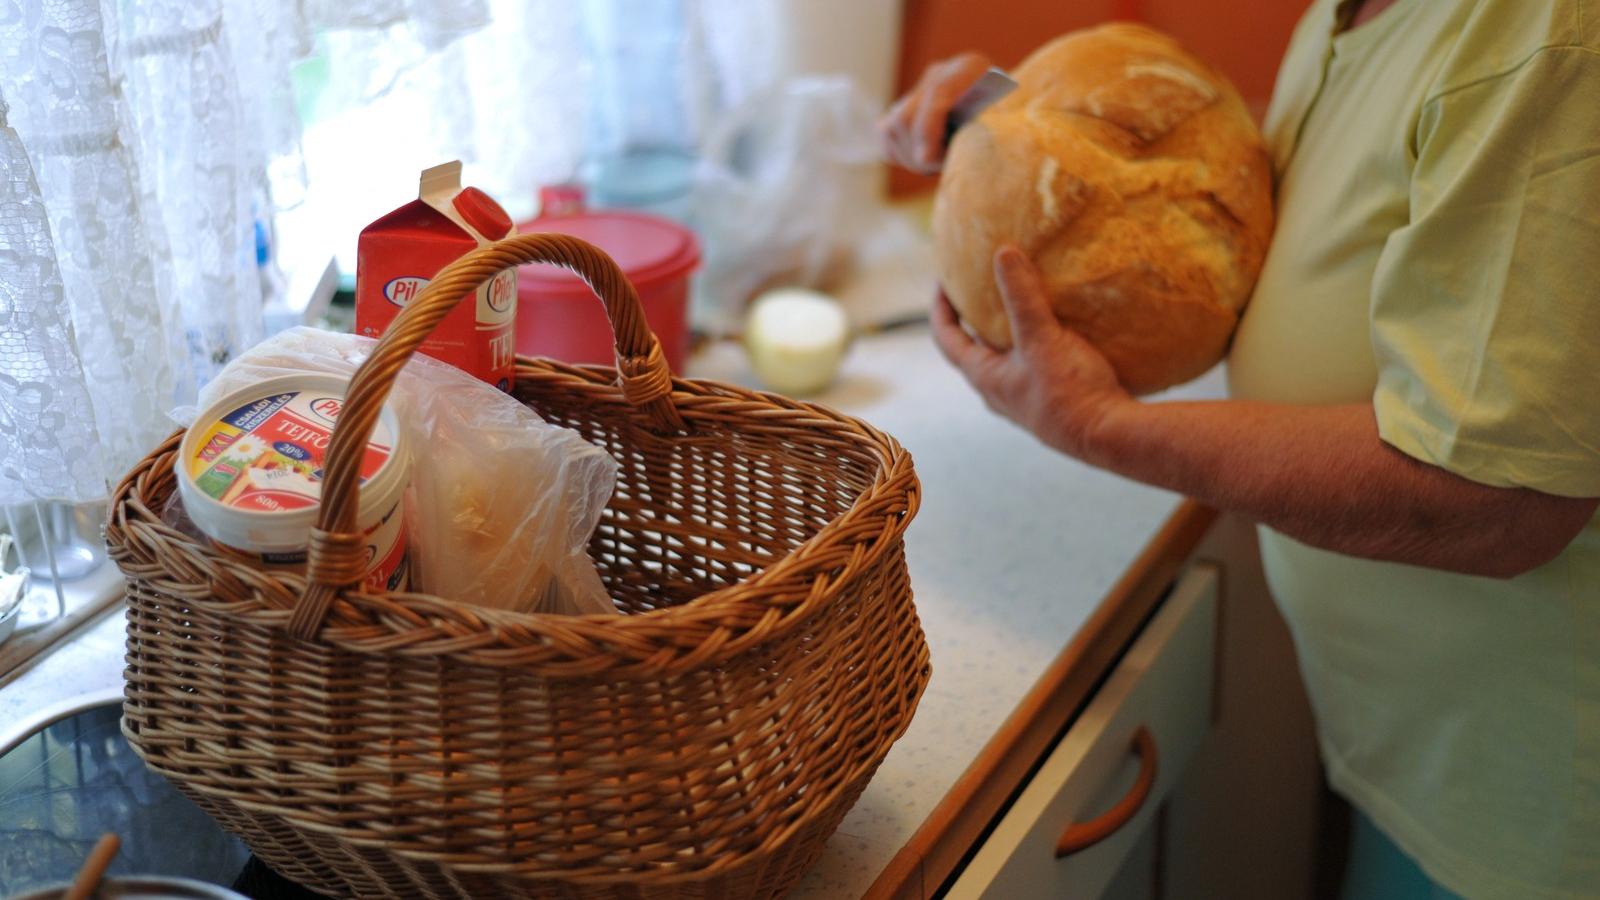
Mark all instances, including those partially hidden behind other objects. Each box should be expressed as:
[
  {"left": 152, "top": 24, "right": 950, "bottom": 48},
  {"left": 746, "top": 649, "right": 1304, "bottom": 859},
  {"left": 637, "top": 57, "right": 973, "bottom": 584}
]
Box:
[
  {"left": 927, "top": 248, "right": 1595, "bottom": 576},
  {"left": 1079, "top": 399, "right": 1589, "bottom": 577}
]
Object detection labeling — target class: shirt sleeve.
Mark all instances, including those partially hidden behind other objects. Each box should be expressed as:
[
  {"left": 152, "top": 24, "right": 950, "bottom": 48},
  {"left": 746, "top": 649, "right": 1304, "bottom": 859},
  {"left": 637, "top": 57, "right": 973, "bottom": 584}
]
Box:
[{"left": 1369, "top": 46, "right": 1600, "bottom": 497}]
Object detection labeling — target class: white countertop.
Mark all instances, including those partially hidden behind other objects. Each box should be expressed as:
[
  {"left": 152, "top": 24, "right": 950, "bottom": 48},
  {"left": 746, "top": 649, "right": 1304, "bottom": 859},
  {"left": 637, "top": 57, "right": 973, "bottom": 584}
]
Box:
[{"left": 687, "top": 326, "right": 1227, "bottom": 899}]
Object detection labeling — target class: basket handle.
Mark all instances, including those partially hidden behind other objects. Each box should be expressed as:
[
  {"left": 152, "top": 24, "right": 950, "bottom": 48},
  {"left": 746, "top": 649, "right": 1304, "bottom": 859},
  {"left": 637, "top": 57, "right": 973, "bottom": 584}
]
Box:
[{"left": 286, "top": 232, "right": 683, "bottom": 641}]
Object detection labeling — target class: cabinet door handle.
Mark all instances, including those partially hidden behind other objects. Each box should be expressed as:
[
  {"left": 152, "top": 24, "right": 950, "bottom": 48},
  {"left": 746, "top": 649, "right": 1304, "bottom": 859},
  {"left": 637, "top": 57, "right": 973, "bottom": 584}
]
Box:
[{"left": 1054, "top": 726, "right": 1159, "bottom": 858}]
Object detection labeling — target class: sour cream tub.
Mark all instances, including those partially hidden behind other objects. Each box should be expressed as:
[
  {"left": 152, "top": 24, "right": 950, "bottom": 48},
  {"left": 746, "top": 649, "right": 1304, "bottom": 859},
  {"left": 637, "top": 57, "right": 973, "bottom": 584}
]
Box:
[{"left": 177, "top": 374, "right": 410, "bottom": 592}]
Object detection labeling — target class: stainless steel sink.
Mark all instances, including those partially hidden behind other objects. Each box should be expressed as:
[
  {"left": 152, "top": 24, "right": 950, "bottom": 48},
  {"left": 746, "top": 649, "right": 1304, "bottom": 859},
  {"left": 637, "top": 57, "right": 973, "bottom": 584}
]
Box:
[
  {"left": 0, "top": 506, "right": 328, "bottom": 897},
  {"left": 0, "top": 698, "right": 249, "bottom": 896},
  {"left": 0, "top": 581, "right": 255, "bottom": 896},
  {"left": 0, "top": 600, "right": 331, "bottom": 899}
]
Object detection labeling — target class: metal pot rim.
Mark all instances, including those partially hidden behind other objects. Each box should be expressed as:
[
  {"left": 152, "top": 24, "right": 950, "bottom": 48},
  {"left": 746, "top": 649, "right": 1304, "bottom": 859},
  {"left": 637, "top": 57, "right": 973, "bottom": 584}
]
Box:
[{"left": 8, "top": 875, "right": 247, "bottom": 899}]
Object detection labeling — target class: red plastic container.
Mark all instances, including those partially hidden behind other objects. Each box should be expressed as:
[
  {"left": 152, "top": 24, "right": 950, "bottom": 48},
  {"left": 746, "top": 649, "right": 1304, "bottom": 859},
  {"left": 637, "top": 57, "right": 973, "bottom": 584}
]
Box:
[{"left": 515, "top": 201, "right": 700, "bottom": 373}]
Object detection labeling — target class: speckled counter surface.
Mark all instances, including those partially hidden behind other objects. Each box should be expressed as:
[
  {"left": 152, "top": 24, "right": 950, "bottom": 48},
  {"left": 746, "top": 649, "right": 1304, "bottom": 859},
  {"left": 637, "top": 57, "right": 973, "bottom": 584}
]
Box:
[{"left": 687, "top": 327, "right": 1227, "bottom": 899}]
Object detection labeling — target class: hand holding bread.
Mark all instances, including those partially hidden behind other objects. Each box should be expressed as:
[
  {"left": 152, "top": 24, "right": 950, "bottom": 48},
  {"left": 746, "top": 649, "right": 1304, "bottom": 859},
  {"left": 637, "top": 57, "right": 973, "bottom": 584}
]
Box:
[{"left": 931, "top": 246, "right": 1130, "bottom": 462}]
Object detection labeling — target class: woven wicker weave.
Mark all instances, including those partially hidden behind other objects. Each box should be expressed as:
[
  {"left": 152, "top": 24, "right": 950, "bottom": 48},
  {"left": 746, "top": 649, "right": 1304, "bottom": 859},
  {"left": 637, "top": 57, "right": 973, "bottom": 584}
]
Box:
[{"left": 108, "top": 233, "right": 928, "bottom": 899}]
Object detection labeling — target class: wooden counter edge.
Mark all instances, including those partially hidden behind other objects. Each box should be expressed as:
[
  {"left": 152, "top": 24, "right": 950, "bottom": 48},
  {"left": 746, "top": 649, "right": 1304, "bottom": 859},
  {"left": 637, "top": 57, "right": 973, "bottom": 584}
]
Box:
[{"left": 863, "top": 499, "right": 1220, "bottom": 900}]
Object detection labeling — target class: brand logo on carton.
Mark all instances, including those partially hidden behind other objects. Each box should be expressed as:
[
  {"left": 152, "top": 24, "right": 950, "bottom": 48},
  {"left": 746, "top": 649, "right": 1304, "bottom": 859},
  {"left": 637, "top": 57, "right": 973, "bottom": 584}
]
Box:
[
  {"left": 384, "top": 276, "right": 429, "bottom": 308},
  {"left": 486, "top": 269, "right": 515, "bottom": 313},
  {"left": 308, "top": 397, "right": 343, "bottom": 425}
]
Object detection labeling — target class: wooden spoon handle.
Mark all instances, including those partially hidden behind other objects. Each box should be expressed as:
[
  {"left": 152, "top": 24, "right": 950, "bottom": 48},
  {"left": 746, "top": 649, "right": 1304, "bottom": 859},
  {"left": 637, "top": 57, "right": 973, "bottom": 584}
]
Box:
[{"left": 64, "top": 833, "right": 120, "bottom": 900}]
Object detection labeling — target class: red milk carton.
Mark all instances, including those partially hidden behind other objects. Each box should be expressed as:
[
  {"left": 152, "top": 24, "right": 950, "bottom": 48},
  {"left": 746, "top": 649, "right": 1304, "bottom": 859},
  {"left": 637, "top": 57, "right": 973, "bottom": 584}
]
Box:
[{"left": 356, "top": 161, "right": 518, "bottom": 391}]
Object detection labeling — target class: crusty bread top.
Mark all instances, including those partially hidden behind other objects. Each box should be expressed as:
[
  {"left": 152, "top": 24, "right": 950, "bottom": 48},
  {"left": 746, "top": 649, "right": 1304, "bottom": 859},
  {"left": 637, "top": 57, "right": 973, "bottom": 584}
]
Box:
[{"left": 933, "top": 23, "right": 1274, "bottom": 394}]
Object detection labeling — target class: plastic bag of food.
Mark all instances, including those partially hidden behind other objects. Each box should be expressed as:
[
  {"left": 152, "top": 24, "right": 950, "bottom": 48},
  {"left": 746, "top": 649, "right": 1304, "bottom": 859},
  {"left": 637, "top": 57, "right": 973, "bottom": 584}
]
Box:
[{"left": 184, "top": 327, "right": 620, "bottom": 615}]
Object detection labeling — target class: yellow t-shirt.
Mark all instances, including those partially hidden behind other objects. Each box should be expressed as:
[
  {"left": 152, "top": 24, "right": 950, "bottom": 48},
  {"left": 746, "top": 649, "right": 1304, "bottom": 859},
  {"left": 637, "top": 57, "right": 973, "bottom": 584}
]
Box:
[{"left": 1228, "top": 0, "right": 1600, "bottom": 897}]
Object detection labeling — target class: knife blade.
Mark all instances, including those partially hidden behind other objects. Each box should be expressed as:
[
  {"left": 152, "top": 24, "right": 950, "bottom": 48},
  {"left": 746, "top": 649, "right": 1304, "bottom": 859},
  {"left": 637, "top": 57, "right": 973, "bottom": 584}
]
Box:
[{"left": 944, "top": 67, "right": 1019, "bottom": 145}]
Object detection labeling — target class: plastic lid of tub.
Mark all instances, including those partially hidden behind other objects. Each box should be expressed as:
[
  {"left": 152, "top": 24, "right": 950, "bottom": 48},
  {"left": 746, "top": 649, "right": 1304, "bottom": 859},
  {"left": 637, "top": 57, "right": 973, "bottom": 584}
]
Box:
[
  {"left": 176, "top": 373, "right": 409, "bottom": 553},
  {"left": 516, "top": 209, "right": 700, "bottom": 296}
]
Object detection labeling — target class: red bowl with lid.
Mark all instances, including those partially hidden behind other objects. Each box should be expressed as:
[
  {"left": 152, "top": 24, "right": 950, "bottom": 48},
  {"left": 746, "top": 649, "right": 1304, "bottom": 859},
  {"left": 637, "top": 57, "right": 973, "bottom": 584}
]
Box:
[{"left": 515, "top": 191, "right": 700, "bottom": 373}]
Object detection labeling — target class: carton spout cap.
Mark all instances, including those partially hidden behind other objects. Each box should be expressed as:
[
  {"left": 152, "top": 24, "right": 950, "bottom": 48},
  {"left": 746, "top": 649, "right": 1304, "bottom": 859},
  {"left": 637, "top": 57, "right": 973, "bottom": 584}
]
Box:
[{"left": 454, "top": 187, "right": 513, "bottom": 241}]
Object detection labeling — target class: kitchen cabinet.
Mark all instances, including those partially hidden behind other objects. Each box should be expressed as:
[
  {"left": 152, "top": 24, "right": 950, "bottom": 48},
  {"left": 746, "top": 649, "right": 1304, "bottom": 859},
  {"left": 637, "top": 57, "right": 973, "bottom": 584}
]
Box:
[
  {"left": 1160, "top": 513, "right": 1322, "bottom": 900},
  {"left": 866, "top": 509, "right": 1320, "bottom": 900},
  {"left": 947, "top": 564, "right": 1219, "bottom": 899},
  {"left": 930, "top": 513, "right": 1322, "bottom": 900}
]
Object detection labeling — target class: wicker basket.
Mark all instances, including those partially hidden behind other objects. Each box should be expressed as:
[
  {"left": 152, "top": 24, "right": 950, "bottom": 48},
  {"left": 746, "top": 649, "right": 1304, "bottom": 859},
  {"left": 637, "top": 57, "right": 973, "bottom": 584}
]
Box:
[{"left": 107, "top": 233, "right": 928, "bottom": 900}]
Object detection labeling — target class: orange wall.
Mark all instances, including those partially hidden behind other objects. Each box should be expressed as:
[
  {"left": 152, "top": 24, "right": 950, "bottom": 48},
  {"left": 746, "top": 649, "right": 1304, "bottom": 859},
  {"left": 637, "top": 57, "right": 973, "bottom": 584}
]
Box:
[
  {"left": 1139, "top": 0, "right": 1310, "bottom": 113},
  {"left": 889, "top": 0, "right": 1312, "bottom": 195}
]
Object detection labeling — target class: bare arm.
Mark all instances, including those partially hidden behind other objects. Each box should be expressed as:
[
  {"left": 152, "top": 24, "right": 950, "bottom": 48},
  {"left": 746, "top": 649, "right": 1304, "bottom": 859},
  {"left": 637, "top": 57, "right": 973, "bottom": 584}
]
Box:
[
  {"left": 1089, "top": 398, "right": 1596, "bottom": 577},
  {"left": 933, "top": 248, "right": 1599, "bottom": 579}
]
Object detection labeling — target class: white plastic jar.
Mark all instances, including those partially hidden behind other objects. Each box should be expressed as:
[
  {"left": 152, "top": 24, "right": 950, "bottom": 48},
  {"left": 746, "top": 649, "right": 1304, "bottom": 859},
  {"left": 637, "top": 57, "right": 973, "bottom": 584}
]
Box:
[{"left": 177, "top": 373, "right": 411, "bottom": 592}]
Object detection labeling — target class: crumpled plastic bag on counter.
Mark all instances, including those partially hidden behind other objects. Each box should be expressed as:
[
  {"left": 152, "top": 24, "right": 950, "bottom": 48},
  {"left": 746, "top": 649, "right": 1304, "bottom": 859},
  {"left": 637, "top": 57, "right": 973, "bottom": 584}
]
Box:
[
  {"left": 181, "top": 327, "right": 620, "bottom": 616},
  {"left": 691, "top": 75, "right": 888, "bottom": 334}
]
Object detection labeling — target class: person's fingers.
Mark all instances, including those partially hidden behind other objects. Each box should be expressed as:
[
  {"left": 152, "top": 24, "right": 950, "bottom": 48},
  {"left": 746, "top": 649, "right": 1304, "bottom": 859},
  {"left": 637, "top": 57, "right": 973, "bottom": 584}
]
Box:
[
  {"left": 931, "top": 290, "right": 962, "bottom": 329},
  {"left": 909, "top": 54, "right": 990, "bottom": 173},
  {"left": 896, "top": 89, "right": 941, "bottom": 174},
  {"left": 877, "top": 97, "right": 909, "bottom": 163},
  {"left": 908, "top": 98, "right": 947, "bottom": 174},
  {"left": 993, "top": 246, "right": 1059, "bottom": 350},
  {"left": 883, "top": 88, "right": 938, "bottom": 172},
  {"left": 880, "top": 58, "right": 948, "bottom": 169},
  {"left": 930, "top": 291, "right": 998, "bottom": 378},
  {"left": 909, "top": 83, "right": 956, "bottom": 171}
]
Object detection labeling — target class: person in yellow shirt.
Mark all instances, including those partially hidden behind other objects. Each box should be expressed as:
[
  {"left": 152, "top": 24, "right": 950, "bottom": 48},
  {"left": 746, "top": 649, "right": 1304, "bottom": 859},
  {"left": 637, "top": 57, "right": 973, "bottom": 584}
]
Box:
[{"left": 882, "top": 1, "right": 1600, "bottom": 898}]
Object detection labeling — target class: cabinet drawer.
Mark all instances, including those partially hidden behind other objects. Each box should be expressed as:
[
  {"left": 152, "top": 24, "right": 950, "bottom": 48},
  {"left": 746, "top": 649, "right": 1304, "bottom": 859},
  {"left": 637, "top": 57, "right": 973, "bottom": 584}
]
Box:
[{"left": 946, "top": 564, "right": 1219, "bottom": 900}]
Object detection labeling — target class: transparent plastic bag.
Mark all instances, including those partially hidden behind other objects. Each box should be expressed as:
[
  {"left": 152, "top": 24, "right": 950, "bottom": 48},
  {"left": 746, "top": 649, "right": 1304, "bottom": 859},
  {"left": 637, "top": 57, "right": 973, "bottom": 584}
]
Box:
[
  {"left": 690, "top": 75, "right": 885, "bottom": 333},
  {"left": 185, "top": 328, "right": 620, "bottom": 615}
]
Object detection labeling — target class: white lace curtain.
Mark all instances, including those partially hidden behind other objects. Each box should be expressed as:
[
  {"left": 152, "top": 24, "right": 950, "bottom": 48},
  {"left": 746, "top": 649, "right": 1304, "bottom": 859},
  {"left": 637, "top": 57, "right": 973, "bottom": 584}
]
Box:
[
  {"left": 0, "top": 0, "right": 821, "bottom": 507},
  {"left": 0, "top": 0, "right": 494, "bottom": 506}
]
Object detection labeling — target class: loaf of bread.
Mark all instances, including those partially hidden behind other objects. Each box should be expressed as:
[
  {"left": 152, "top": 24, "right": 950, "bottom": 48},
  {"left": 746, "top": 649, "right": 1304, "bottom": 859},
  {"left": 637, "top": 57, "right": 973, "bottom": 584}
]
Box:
[{"left": 933, "top": 23, "right": 1273, "bottom": 395}]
